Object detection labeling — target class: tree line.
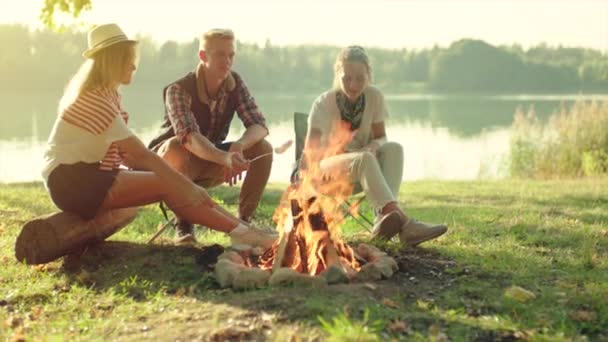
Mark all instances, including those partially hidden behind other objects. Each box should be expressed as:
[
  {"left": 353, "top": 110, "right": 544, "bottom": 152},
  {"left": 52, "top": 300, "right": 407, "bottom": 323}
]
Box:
[{"left": 2, "top": 24, "right": 607, "bottom": 93}]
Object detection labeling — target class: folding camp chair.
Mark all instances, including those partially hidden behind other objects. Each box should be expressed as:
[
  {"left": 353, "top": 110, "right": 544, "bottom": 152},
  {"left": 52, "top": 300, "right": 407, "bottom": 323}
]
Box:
[
  {"left": 147, "top": 202, "right": 177, "bottom": 243},
  {"left": 292, "top": 112, "right": 373, "bottom": 231}
]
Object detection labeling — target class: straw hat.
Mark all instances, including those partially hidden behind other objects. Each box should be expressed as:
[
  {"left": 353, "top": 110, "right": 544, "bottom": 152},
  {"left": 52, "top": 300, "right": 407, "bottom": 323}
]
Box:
[{"left": 82, "top": 23, "right": 136, "bottom": 58}]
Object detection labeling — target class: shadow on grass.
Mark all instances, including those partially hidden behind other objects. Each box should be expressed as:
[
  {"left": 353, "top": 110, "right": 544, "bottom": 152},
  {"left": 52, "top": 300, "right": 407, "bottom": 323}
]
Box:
[{"left": 49, "top": 233, "right": 568, "bottom": 341}]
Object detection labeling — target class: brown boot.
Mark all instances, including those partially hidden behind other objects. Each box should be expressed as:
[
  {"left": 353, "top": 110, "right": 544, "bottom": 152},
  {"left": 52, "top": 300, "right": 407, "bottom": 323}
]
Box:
[
  {"left": 370, "top": 211, "right": 404, "bottom": 240},
  {"left": 399, "top": 219, "right": 447, "bottom": 247}
]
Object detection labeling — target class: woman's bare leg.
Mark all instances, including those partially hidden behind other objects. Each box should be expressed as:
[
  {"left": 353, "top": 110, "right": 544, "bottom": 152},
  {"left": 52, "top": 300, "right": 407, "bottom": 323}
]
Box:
[{"left": 99, "top": 170, "right": 239, "bottom": 233}]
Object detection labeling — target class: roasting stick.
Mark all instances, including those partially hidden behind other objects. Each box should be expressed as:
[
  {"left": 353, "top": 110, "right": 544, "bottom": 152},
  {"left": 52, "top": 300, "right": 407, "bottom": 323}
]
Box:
[
  {"left": 247, "top": 152, "right": 274, "bottom": 163},
  {"left": 247, "top": 139, "right": 293, "bottom": 163}
]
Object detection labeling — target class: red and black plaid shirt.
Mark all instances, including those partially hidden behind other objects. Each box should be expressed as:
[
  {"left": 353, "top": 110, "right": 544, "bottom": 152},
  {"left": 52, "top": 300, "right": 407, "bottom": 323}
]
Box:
[{"left": 165, "top": 73, "right": 266, "bottom": 145}]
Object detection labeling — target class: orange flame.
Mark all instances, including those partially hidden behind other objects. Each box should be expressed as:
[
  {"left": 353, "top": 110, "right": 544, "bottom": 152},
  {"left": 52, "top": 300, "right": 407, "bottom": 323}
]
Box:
[{"left": 258, "top": 121, "right": 361, "bottom": 276}]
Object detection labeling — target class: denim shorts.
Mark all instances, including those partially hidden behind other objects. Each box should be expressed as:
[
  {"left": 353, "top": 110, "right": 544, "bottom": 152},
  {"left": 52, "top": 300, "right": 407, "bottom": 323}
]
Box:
[{"left": 47, "top": 162, "right": 119, "bottom": 220}]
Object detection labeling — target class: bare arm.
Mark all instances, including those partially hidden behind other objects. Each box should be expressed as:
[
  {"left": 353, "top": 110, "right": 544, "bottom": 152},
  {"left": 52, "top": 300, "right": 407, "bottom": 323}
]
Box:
[
  {"left": 163, "top": 83, "right": 231, "bottom": 167},
  {"left": 361, "top": 122, "right": 387, "bottom": 153},
  {"left": 371, "top": 121, "right": 387, "bottom": 140},
  {"left": 223, "top": 124, "right": 268, "bottom": 186},
  {"left": 184, "top": 131, "right": 232, "bottom": 167},
  {"left": 232, "top": 124, "right": 268, "bottom": 151}
]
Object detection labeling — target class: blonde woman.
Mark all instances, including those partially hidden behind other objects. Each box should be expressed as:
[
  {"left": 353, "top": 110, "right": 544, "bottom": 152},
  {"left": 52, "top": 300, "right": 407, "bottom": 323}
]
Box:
[
  {"left": 39, "top": 24, "right": 275, "bottom": 251},
  {"left": 302, "top": 46, "right": 447, "bottom": 246}
]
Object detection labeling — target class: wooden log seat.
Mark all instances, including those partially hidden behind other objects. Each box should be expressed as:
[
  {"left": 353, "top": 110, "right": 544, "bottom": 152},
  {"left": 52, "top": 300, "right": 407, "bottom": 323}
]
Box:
[{"left": 15, "top": 207, "right": 138, "bottom": 265}]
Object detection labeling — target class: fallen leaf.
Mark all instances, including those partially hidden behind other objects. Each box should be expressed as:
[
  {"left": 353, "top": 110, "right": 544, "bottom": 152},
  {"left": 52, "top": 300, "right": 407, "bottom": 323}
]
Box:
[
  {"left": 27, "top": 306, "right": 43, "bottom": 321},
  {"left": 363, "top": 283, "right": 377, "bottom": 291},
  {"left": 388, "top": 320, "right": 409, "bottom": 333},
  {"left": 569, "top": 310, "right": 597, "bottom": 322},
  {"left": 32, "top": 264, "right": 46, "bottom": 272},
  {"left": 504, "top": 285, "right": 536, "bottom": 302},
  {"left": 429, "top": 324, "right": 448, "bottom": 342},
  {"left": 382, "top": 298, "right": 399, "bottom": 309},
  {"left": 11, "top": 333, "right": 26, "bottom": 342},
  {"left": 32, "top": 263, "right": 60, "bottom": 272},
  {"left": 4, "top": 316, "right": 23, "bottom": 329},
  {"left": 209, "top": 327, "right": 253, "bottom": 342},
  {"left": 513, "top": 330, "right": 535, "bottom": 339},
  {"left": 76, "top": 270, "right": 94, "bottom": 285},
  {"left": 261, "top": 312, "right": 274, "bottom": 322}
]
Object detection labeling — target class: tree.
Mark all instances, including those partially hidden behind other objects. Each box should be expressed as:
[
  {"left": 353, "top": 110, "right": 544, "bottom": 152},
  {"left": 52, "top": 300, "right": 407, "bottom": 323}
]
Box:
[
  {"left": 40, "top": 0, "right": 92, "bottom": 29},
  {"left": 430, "top": 39, "right": 526, "bottom": 92}
]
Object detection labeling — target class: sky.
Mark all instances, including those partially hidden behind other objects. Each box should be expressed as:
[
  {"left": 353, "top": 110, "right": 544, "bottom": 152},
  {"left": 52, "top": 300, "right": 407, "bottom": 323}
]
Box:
[{"left": 0, "top": 0, "right": 607, "bottom": 50}]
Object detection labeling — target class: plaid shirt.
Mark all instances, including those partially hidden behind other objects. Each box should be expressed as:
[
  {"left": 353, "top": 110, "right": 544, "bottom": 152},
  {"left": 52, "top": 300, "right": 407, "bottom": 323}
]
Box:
[{"left": 165, "top": 72, "right": 266, "bottom": 145}]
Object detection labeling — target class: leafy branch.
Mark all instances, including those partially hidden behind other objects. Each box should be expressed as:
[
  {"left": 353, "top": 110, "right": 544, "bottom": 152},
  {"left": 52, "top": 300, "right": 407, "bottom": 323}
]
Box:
[{"left": 40, "top": 0, "right": 92, "bottom": 30}]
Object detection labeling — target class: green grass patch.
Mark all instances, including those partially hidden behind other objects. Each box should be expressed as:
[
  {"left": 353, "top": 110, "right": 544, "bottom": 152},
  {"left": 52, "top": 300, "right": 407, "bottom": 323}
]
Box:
[
  {"left": 510, "top": 101, "right": 608, "bottom": 178},
  {"left": 1, "top": 180, "right": 607, "bottom": 340}
]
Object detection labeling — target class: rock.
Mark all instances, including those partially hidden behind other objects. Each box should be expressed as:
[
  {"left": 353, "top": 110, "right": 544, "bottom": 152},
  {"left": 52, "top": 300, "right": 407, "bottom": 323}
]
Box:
[
  {"left": 214, "top": 259, "right": 245, "bottom": 288},
  {"left": 268, "top": 267, "right": 300, "bottom": 286},
  {"left": 356, "top": 244, "right": 389, "bottom": 262},
  {"left": 320, "top": 264, "right": 349, "bottom": 284},
  {"left": 217, "top": 251, "right": 245, "bottom": 265},
  {"left": 367, "top": 250, "right": 389, "bottom": 262},
  {"left": 375, "top": 257, "right": 398, "bottom": 278},
  {"left": 354, "top": 263, "right": 383, "bottom": 281},
  {"left": 233, "top": 268, "right": 271, "bottom": 290},
  {"left": 356, "top": 244, "right": 381, "bottom": 260},
  {"left": 230, "top": 244, "right": 253, "bottom": 253},
  {"left": 250, "top": 247, "right": 265, "bottom": 256},
  {"left": 269, "top": 268, "right": 327, "bottom": 288}
]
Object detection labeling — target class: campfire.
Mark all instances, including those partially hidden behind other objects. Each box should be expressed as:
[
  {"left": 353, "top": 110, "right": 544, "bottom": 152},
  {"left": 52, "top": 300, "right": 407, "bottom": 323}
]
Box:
[
  {"left": 259, "top": 195, "right": 362, "bottom": 276},
  {"left": 215, "top": 122, "right": 398, "bottom": 289}
]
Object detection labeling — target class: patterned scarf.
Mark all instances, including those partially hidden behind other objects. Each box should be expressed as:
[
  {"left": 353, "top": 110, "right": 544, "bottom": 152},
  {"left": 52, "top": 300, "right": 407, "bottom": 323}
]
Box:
[{"left": 336, "top": 91, "right": 366, "bottom": 130}]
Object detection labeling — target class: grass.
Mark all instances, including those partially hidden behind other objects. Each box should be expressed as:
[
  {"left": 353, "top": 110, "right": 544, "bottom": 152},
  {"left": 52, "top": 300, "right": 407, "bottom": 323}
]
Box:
[
  {"left": 1, "top": 179, "right": 607, "bottom": 341},
  {"left": 510, "top": 101, "right": 608, "bottom": 178}
]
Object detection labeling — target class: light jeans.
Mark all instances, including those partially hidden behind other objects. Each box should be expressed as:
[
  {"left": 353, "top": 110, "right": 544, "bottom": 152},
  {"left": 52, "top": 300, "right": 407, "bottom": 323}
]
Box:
[{"left": 319, "top": 142, "right": 404, "bottom": 214}]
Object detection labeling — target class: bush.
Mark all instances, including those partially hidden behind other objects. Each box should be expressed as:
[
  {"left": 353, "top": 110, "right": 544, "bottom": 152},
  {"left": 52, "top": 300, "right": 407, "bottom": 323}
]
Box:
[{"left": 509, "top": 101, "right": 608, "bottom": 178}]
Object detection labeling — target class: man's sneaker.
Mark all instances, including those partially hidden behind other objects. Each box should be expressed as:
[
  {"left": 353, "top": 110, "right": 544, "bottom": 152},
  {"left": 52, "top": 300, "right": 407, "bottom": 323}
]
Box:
[
  {"left": 175, "top": 221, "right": 197, "bottom": 245},
  {"left": 229, "top": 226, "right": 276, "bottom": 250},
  {"left": 370, "top": 211, "right": 404, "bottom": 240},
  {"left": 399, "top": 219, "right": 447, "bottom": 247}
]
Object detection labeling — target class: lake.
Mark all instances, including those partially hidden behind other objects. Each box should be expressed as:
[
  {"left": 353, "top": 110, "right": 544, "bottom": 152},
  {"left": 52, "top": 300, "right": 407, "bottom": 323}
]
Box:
[{"left": 1, "top": 88, "right": 606, "bottom": 183}]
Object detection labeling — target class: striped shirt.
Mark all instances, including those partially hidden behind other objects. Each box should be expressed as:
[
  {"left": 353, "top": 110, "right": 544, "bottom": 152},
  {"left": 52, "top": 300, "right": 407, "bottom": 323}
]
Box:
[{"left": 61, "top": 87, "right": 129, "bottom": 171}]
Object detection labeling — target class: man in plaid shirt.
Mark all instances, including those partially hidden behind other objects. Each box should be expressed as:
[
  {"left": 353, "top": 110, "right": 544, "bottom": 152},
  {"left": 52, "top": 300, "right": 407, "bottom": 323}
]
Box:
[{"left": 148, "top": 29, "right": 272, "bottom": 243}]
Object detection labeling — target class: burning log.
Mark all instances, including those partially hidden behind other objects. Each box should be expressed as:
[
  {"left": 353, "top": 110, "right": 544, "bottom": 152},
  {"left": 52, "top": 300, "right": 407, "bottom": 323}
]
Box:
[{"left": 259, "top": 197, "right": 361, "bottom": 276}]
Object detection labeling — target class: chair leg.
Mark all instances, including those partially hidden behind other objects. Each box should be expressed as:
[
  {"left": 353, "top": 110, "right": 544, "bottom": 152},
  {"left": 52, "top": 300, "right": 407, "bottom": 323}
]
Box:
[
  {"left": 148, "top": 202, "right": 177, "bottom": 244},
  {"left": 147, "top": 216, "right": 177, "bottom": 244},
  {"left": 342, "top": 198, "right": 373, "bottom": 232}
]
